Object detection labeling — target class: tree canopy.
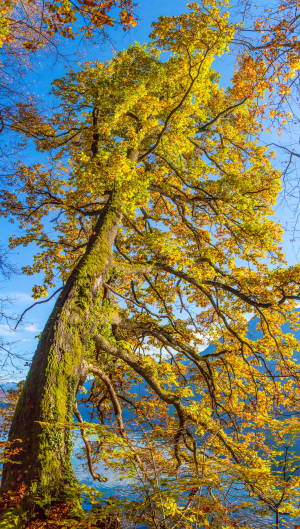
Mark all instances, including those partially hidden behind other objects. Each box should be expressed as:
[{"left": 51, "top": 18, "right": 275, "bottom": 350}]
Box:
[
  {"left": 0, "top": 0, "right": 137, "bottom": 53},
  {"left": 2, "top": 2, "right": 300, "bottom": 528},
  {"left": 0, "top": 0, "right": 138, "bottom": 175}
]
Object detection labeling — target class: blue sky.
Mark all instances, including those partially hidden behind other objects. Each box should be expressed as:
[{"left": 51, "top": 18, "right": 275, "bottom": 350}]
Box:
[
  {"left": 0, "top": 0, "right": 298, "bottom": 382},
  {"left": 0, "top": 0, "right": 190, "bottom": 381}
]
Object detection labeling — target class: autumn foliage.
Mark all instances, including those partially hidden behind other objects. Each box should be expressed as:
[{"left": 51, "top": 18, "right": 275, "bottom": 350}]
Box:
[
  {"left": 0, "top": 0, "right": 137, "bottom": 51},
  {"left": 2, "top": 1, "right": 300, "bottom": 528}
]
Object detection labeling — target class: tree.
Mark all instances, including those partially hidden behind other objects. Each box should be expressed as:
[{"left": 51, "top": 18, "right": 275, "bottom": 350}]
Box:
[
  {"left": 231, "top": 0, "right": 300, "bottom": 236},
  {"left": 0, "top": 0, "right": 138, "bottom": 180},
  {"left": 0, "top": 0, "right": 137, "bottom": 63},
  {"left": 0, "top": 0, "right": 137, "bottom": 49},
  {"left": 2, "top": 1, "right": 300, "bottom": 527}
]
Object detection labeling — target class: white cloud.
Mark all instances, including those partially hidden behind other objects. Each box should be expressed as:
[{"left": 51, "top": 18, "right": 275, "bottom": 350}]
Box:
[
  {"left": 198, "top": 343, "right": 209, "bottom": 352},
  {"left": 6, "top": 292, "right": 34, "bottom": 306},
  {"left": 0, "top": 324, "right": 16, "bottom": 336},
  {"left": 142, "top": 336, "right": 210, "bottom": 358},
  {"left": 195, "top": 332, "right": 210, "bottom": 351},
  {"left": 0, "top": 322, "right": 41, "bottom": 336},
  {"left": 24, "top": 324, "right": 41, "bottom": 333}
]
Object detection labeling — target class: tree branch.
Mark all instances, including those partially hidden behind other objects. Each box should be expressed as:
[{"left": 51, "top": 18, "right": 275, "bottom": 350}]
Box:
[
  {"left": 74, "top": 401, "right": 105, "bottom": 482},
  {"left": 87, "top": 363, "right": 144, "bottom": 468}
]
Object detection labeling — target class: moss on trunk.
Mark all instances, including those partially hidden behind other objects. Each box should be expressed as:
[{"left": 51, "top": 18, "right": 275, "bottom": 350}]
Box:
[
  {"left": 0, "top": 507, "right": 27, "bottom": 529},
  {"left": 0, "top": 195, "right": 122, "bottom": 515}
]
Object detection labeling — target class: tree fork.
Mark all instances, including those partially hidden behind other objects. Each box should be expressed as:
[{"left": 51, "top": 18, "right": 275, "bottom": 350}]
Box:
[{"left": 0, "top": 194, "right": 122, "bottom": 520}]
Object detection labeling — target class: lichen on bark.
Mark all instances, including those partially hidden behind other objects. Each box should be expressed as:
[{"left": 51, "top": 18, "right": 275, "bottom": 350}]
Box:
[{"left": 0, "top": 194, "right": 122, "bottom": 515}]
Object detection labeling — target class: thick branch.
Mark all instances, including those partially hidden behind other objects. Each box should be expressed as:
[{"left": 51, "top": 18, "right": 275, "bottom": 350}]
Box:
[
  {"left": 87, "top": 363, "right": 144, "bottom": 468},
  {"left": 196, "top": 98, "right": 247, "bottom": 133},
  {"left": 74, "top": 401, "right": 104, "bottom": 482},
  {"left": 111, "top": 262, "right": 299, "bottom": 310},
  {"left": 93, "top": 333, "right": 240, "bottom": 464},
  {"left": 138, "top": 62, "right": 203, "bottom": 162}
]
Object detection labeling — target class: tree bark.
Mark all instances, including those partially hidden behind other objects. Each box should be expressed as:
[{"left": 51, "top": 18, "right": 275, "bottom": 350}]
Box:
[{"left": 0, "top": 194, "right": 122, "bottom": 522}]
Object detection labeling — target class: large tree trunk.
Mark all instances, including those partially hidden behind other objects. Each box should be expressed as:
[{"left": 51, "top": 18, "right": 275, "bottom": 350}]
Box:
[{"left": 0, "top": 195, "right": 122, "bottom": 526}]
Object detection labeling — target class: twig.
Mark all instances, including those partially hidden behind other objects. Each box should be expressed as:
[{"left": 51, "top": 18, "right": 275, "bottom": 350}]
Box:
[{"left": 14, "top": 286, "right": 63, "bottom": 330}]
